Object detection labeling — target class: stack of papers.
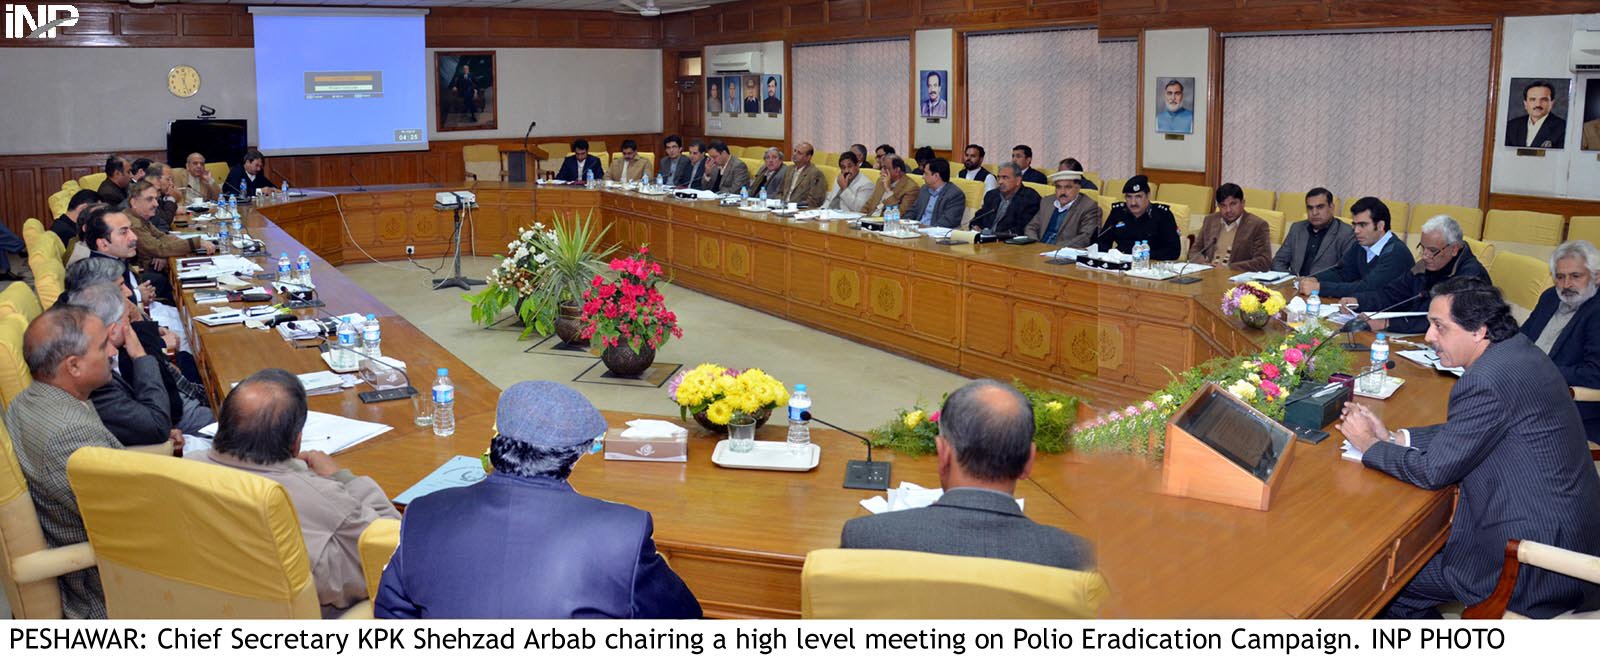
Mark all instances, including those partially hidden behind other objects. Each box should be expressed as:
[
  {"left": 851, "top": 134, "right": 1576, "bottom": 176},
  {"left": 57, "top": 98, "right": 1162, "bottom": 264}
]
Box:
[
  {"left": 194, "top": 287, "right": 267, "bottom": 305},
  {"left": 859, "top": 481, "right": 1024, "bottom": 514},
  {"left": 196, "top": 411, "right": 392, "bottom": 456},
  {"left": 177, "top": 254, "right": 262, "bottom": 279},
  {"left": 1039, "top": 247, "right": 1088, "bottom": 261},
  {"left": 1397, "top": 349, "right": 1465, "bottom": 377},
  {"left": 1340, "top": 441, "right": 1364, "bottom": 463},
  {"left": 1230, "top": 271, "right": 1294, "bottom": 285},
  {"left": 297, "top": 371, "right": 349, "bottom": 396},
  {"left": 194, "top": 304, "right": 282, "bottom": 327},
  {"left": 918, "top": 226, "right": 954, "bottom": 238},
  {"left": 393, "top": 455, "right": 488, "bottom": 505}
]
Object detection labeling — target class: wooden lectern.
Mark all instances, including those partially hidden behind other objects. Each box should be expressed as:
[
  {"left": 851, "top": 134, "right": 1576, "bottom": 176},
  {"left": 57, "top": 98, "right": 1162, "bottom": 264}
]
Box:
[
  {"left": 1161, "top": 383, "right": 1297, "bottom": 511},
  {"left": 502, "top": 144, "right": 549, "bottom": 183}
]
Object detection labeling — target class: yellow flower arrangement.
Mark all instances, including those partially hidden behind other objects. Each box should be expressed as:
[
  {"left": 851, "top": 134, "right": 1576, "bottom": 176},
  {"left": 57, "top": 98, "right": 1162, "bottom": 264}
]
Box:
[
  {"left": 1261, "top": 290, "right": 1287, "bottom": 316},
  {"left": 1044, "top": 401, "right": 1064, "bottom": 412},
  {"left": 903, "top": 409, "right": 926, "bottom": 428},
  {"left": 1239, "top": 293, "right": 1262, "bottom": 313},
  {"left": 669, "top": 363, "right": 789, "bottom": 428}
]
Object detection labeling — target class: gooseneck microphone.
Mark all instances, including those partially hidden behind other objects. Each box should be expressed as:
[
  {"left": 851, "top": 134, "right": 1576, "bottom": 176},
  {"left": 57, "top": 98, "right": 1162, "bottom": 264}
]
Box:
[{"left": 801, "top": 411, "right": 891, "bottom": 490}]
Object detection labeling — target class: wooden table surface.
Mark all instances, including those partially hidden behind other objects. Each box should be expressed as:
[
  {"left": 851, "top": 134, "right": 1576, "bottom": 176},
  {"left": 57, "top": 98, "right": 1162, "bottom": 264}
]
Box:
[{"left": 177, "top": 187, "right": 1460, "bottom": 618}]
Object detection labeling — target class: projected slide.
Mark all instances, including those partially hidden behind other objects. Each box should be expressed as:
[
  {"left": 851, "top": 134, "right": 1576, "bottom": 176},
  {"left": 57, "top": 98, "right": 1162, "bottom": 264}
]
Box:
[{"left": 251, "top": 8, "right": 428, "bottom": 156}]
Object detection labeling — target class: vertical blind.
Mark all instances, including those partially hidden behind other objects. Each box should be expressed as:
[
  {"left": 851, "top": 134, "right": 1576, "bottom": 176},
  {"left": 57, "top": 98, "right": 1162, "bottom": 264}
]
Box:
[{"left": 792, "top": 39, "right": 911, "bottom": 157}]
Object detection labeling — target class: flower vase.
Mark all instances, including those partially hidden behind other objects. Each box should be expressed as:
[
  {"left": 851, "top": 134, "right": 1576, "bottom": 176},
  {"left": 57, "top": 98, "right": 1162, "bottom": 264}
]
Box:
[
  {"left": 693, "top": 407, "right": 773, "bottom": 436},
  {"left": 554, "top": 302, "right": 587, "bottom": 347},
  {"left": 1238, "top": 308, "right": 1270, "bottom": 329},
  {"left": 601, "top": 343, "right": 655, "bottom": 378}
]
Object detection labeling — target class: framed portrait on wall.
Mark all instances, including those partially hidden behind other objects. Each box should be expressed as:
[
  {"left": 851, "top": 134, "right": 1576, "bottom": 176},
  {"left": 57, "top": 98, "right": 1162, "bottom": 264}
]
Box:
[
  {"left": 919, "top": 70, "right": 948, "bottom": 119},
  {"left": 707, "top": 77, "right": 724, "bottom": 115},
  {"left": 741, "top": 75, "right": 761, "bottom": 115},
  {"left": 723, "top": 75, "right": 741, "bottom": 117},
  {"left": 1505, "top": 77, "right": 1569, "bottom": 150},
  {"left": 1155, "top": 76, "right": 1195, "bottom": 135},
  {"left": 761, "top": 74, "right": 782, "bottom": 114},
  {"left": 436, "top": 51, "right": 496, "bottom": 132},
  {"left": 1579, "top": 79, "right": 1599, "bottom": 152}
]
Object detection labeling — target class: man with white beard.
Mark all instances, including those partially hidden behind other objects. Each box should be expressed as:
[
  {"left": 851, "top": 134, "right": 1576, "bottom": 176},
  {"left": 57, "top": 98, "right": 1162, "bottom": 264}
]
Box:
[{"left": 1522, "top": 239, "right": 1600, "bottom": 441}]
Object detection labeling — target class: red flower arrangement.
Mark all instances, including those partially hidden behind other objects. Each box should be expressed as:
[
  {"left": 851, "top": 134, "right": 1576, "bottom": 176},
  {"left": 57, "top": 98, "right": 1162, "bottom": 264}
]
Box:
[{"left": 577, "top": 246, "right": 683, "bottom": 353}]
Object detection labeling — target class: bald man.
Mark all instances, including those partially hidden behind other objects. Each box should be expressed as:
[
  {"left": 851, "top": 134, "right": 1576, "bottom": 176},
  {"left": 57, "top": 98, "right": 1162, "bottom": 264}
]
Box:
[{"left": 171, "top": 152, "right": 220, "bottom": 202}]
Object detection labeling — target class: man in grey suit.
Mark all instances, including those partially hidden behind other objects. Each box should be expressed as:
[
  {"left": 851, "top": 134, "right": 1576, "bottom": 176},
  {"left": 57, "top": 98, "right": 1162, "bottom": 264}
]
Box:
[
  {"left": 702, "top": 139, "right": 750, "bottom": 195},
  {"left": 841, "top": 380, "right": 1095, "bottom": 571},
  {"left": 904, "top": 159, "right": 966, "bottom": 229},
  {"left": 1025, "top": 170, "right": 1101, "bottom": 246},
  {"left": 1338, "top": 277, "right": 1600, "bottom": 618},
  {"left": 657, "top": 135, "right": 693, "bottom": 187},
  {"left": 1271, "top": 187, "right": 1355, "bottom": 277},
  {"left": 4, "top": 305, "right": 123, "bottom": 619}
]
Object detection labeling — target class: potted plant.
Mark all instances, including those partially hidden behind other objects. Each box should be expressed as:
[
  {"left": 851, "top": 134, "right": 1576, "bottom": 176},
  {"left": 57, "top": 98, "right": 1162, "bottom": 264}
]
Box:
[
  {"left": 1221, "top": 281, "right": 1285, "bottom": 330},
  {"left": 464, "top": 211, "right": 614, "bottom": 342},
  {"left": 577, "top": 245, "right": 681, "bottom": 378},
  {"left": 666, "top": 364, "right": 788, "bottom": 435}
]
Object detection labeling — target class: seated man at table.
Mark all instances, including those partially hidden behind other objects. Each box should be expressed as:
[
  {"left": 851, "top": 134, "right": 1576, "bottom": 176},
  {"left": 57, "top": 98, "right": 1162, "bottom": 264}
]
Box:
[
  {"left": 1010, "top": 145, "right": 1048, "bottom": 184},
  {"left": 1523, "top": 240, "right": 1600, "bottom": 441},
  {"left": 52, "top": 189, "right": 100, "bottom": 249},
  {"left": 683, "top": 139, "right": 709, "bottom": 190},
  {"left": 1095, "top": 175, "right": 1181, "bottom": 260},
  {"left": 1058, "top": 158, "right": 1098, "bottom": 191},
  {"left": 1338, "top": 277, "right": 1600, "bottom": 618},
  {"left": 841, "top": 379, "right": 1094, "bottom": 570},
  {"left": 782, "top": 143, "right": 828, "bottom": 209},
  {"left": 1272, "top": 187, "right": 1354, "bottom": 277},
  {"left": 657, "top": 135, "right": 693, "bottom": 187},
  {"left": 195, "top": 368, "right": 400, "bottom": 616},
  {"left": 172, "top": 152, "right": 221, "bottom": 202},
  {"left": 823, "top": 150, "right": 875, "bottom": 213},
  {"left": 123, "top": 179, "right": 216, "bottom": 276},
  {"left": 701, "top": 140, "right": 750, "bottom": 195},
  {"left": 66, "top": 283, "right": 181, "bottom": 450},
  {"left": 4, "top": 305, "right": 121, "bottom": 618},
  {"left": 865, "top": 156, "right": 920, "bottom": 217},
  {"left": 748, "top": 147, "right": 791, "bottom": 199},
  {"left": 375, "top": 381, "right": 702, "bottom": 619},
  {"left": 1025, "top": 170, "right": 1100, "bottom": 247},
  {"left": 904, "top": 159, "right": 966, "bottom": 229},
  {"left": 1297, "top": 196, "right": 1412, "bottom": 299},
  {"left": 141, "top": 163, "right": 182, "bottom": 232},
  {"left": 605, "top": 139, "right": 652, "bottom": 183},
  {"left": 555, "top": 139, "right": 604, "bottom": 182},
  {"left": 1353, "top": 214, "right": 1489, "bottom": 335},
  {"left": 98, "top": 155, "right": 131, "bottom": 207},
  {"left": 972, "top": 163, "right": 1041, "bottom": 237},
  {"left": 80, "top": 204, "right": 163, "bottom": 306},
  {"left": 1190, "top": 183, "right": 1272, "bottom": 271},
  {"left": 224, "top": 150, "right": 278, "bottom": 198},
  {"left": 958, "top": 144, "right": 997, "bottom": 193}
]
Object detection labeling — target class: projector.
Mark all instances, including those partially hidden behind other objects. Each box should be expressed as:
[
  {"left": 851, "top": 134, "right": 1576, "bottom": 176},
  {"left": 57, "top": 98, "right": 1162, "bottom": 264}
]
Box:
[{"left": 434, "top": 191, "right": 476, "bottom": 208}]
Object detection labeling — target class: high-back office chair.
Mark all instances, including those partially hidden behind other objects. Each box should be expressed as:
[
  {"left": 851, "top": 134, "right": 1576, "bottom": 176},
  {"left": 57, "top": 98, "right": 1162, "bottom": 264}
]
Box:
[
  {"left": 0, "top": 313, "right": 30, "bottom": 407},
  {"left": 949, "top": 177, "right": 985, "bottom": 228},
  {"left": 800, "top": 549, "right": 1109, "bottom": 619},
  {"left": 0, "top": 422, "right": 96, "bottom": 618},
  {"left": 1483, "top": 210, "right": 1565, "bottom": 261},
  {"left": 1566, "top": 216, "right": 1600, "bottom": 246},
  {"left": 76, "top": 172, "right": 106, "bottom": 192},
  {"left": 1487, "top": 250, "right": 1549, "bottom": 320},
  {"left": 1250, "top": 207, "right": 1287, "bottom": 246},
  {"left": 462, "top": 144, "right": 503, "bottom": 182},
  {"left": 1236, "top": 187, "right": 1275, "bottom": 213},
  {"left": 1406, "top": 204, "right": 1484, "bottom": 242},
  {"left": 1153, "top": 183, "right": 1212, "bottom": 230},
  {"left": 0, "top": 282, "right": 43, "bottom": 323}
]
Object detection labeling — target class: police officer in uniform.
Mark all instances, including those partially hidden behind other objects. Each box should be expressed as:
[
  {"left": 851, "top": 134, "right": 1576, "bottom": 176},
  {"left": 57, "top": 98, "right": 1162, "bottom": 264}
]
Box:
[{"left": 1095, "top": 175, "right": 1181, "bottom": 260}]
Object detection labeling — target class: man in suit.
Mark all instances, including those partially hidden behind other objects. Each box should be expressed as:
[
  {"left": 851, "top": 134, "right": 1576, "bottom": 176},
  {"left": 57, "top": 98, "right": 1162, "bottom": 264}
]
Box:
[
  {"left": 921, "top": 70, "right": 948, "bottom": 118},
  {"left": 51, "top": 189, "right": 99, "bottom": 248},
  {"left": 762, "top": 76, "right": 782, "bottom": 113},
  {"left": 972, "top": 163, "right": 1041, "bottom": 237},
  {"left": 683, "top": 140, "right": 709, "bottom": 190},
  {"left": 842, "top": 379, "right": 1094, "bottom": 571},
  {"left": 555, "top": 139, "right": 604, "bottom": 182},
  {"left": 172, "top": 152, "right": 220, "bottom": 202},
  {"left": 1095, "top": 175, "right": 1181, "bottom": 260},
  {"left": 1505, "top": 80, "right": 1566, "bottom": 149},
  {"left": 1010, "top": 144, "right": 1048, "bottom": 184},
  {"left": 657, "top": 135, "right": 693, "bottom": 188},
  {"left": 67, "top": 283, "right": 178, "bottom": 451},
  {"left": 748, "top": 147, "right": 791, "bottom": 199},
  {"left": 873, "top": 145, "right": 897, "bottom": 171},
  {"left": 1190, "top": 183, "right": 1273, "bottom": 271},
  {"left": 124, "top": 180, "right": 215, "bottom": 274},
  {"left": 707, "top": 81, "right": 723, "bottom": 114},
  {"left": 823, "top": 150, "right": 875, "bottom": 213},
  {"left": 1272, "top": 187, "right": 1355, "bottom": 277},
  {"left": 375, "top": 381, "right": 701, "bottom": 618},
  {"left": 97, "top": 155, "right": 131, "bottom": 206},
  {"left": 1339, "top": 277, "right": 1600, "bottom": 618},
  {"left": 1522, "top": 240, "right": 1600, "bottom": 441},
  {"left": 701, "top": 140, "right": 750, "bottom": 195},
  {"left": 782, "top": 142, "right": 828, "bottom": 208},
  {"left": 1058, "top": 158, "right": 1098, "bottom": 191},
  {"left": 742, "top": 77, "right": 760, "bottom": 113},
  {"left": 1356, "top": 215, "right": 1490, "bottom": 335},
  {"left": 910, "top": 146, "right": 935, "bottom": 176},
  {"left": 605, "top": 139, "right": 652, "bottom": 183},
  {"left": 1298, "top": 196, "right": 1413, "bottom": 298},
  {"left": 958, "top": 144, "right": 997, "bottom": 193},
  {"left": 1025, "top": 170, "right": 1100, "bottom": 247},
  {"left": 224, "top": 150, "right": 278, "bottom": 198},
  {"left": 865, "top": 156, "right": 920, "bottom": 217},
  {"left": 905, "top": 159, "right": 966, "bottom": 229},
  {"left": 199, "top": 369, "right": 399, "bottom": 617},
  {"left": 5, "top": 305, "right": 122, "bottom": 619}
]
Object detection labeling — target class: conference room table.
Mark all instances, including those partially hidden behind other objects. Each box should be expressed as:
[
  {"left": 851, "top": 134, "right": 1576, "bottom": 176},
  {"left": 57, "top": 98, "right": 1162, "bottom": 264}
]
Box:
[{"left": 173, "top": 183, "right": 1459, "bottom": 619}]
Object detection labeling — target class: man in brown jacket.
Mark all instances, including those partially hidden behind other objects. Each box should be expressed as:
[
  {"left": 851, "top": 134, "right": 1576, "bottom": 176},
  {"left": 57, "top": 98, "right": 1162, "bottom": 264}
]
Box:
[
  {"left": 1025, "top": 170, "right": 1101, "bottom": 247},
  {"left": 1189, "top": 182, "right": 1272, "bottom": 271},
  {"left": 123, "top": 180, "right": 215, "bottom": 273},
  {"left": 866, "top": 156, "right": 920, "bottom": 217},
  {"left": 171, "top": 152, "right": 221, "bottom": 202},
  {"left": 783, "top": 142, "right": 828, "bottom": 208}
]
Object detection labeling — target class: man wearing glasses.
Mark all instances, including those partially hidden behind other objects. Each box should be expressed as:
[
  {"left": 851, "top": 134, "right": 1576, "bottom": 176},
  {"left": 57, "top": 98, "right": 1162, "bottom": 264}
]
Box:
[
  {"left": 1297, "top": 197, "right": 1413, "bottom": 299},
  {"left": 1349, "top": 214, "right": 1490, "bottom": 334}
]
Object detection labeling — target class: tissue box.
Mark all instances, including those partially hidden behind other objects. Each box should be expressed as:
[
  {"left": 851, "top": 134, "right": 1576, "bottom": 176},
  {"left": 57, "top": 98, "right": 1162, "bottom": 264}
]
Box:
[{"left": 603, "top": 427, "right": 688, "bottom": 462}]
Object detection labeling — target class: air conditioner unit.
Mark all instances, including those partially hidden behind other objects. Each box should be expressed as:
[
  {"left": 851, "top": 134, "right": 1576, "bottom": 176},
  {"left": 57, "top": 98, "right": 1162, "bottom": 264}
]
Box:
[
  {"left": 1572, "top": 30, "right": 1600, "bottom": 72},
  {"left": 709, "top": 51, "right": 762, "bottom": 74}
]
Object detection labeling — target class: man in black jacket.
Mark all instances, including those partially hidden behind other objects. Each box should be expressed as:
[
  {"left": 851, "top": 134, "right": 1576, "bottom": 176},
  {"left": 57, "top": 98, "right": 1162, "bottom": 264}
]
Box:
[
  {"left": 65, "top": 283, "right": 179, "bottom": 450},
  {"left": 1522, "top": 240, "right": 1600, "bottom": 441},
  {"left": 555, "top": 139, "right": 604, "bottom": 182},
  {"left": 1299, "top": 197, "right": 1414, "bottom": 299},
  {"left": 972, "top": 163, "right": 1041, "bottom": 237},
  {"left": 1357, "top": 214, "right": 1489, "bottom": 335},
  {"left": 1095, "top": 175, "right": 1181, "bottom": 260}
]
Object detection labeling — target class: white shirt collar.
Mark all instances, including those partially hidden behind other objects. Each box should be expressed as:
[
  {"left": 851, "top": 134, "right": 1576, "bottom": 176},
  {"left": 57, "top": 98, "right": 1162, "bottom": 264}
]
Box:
[
  {"left": 1527, "top": 115, "right": 1547, "bottom": 146},
  {"left": 1364, "top": 231, "right": 1393, "bottom": 262}
]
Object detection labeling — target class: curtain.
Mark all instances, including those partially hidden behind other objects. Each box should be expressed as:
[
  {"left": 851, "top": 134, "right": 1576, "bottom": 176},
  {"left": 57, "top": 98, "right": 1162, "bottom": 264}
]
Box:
[
  {"left": 1222, "top": 30, "right": 1491, "bottom": 207},
  {"left": 792, "top": 40, "right": 910, "bottom": 156},
  {"left": 967, "top": 30, "right": 1137, "bottom": 180}
]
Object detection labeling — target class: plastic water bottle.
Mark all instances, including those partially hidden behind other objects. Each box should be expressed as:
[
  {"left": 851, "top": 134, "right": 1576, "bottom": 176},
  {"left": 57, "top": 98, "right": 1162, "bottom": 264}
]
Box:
[
  {"left": 362, "top": 314, "right": 382, "bottom": 358},
  {"left": 740, "top": 185, "right": 749, "bottom": 204},
  {"left": 585, "top": 170, "right": 595, "bottom": 189},
  {"left": 231, "top": 216, "right": 244, "bottom": 246},
  {"left": 432, "top": 368, "right": 455, "bottom": 437},
  {"left": 786, "top": 384, "right": 812, "bottom": 450},
  {"left": 1308, "top": 289, "right": 1322, "bottom": 322},
  {"left": 759, "top": 186, "right": 768, "bottom": 208},
  {"left": 295, "top": 251, "right": 312, "bottom": 287},
  {"left": 276, "top": 252, "right": 292, "bottom": 283},
  {"left": 1363, "top": 333, "right": 1390, "bottom": 394},
  {"left": 656, "top": 172, "right": 664, "bottom": 188},
  {"left": 217, "top": 221, "right": 231, "bottom": 255},
  {"left": 335, "top": 317, "right": 360, "bottom": 372}
]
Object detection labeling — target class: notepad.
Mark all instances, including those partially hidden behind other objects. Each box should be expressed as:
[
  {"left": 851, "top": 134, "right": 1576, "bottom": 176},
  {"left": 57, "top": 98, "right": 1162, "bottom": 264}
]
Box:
[
  {"left": 393, "top": 455, "right": 488, "bottom": 505},
  {"left": 197, "top": 411, "right": 391, "bottom": 456}
]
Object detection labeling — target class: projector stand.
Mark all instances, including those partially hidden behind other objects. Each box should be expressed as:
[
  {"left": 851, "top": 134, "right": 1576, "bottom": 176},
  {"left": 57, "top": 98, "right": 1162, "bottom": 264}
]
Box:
[{"left": 432, "top": 202, "right": 485, "bottom": 291}]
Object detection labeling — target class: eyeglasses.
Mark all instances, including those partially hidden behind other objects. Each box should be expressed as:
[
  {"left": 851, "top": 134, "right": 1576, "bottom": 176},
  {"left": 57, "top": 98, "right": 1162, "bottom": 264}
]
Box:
[{"left": 1416, "top": 243, "right": 1450, "bottom": 258}]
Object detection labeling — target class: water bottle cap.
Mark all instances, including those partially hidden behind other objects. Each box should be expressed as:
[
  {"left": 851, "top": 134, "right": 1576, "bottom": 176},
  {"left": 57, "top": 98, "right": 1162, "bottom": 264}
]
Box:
[
  {"left": 437, "top": 368, "right": 448, "bottom": 376},
  {"left": 280, "top": 252, "right": 289, "bottom": 258},
  {"left": 795, "top": 384, "right": 807, "bottom": 391},
  {"left": 366, "top": 313, "right": 377, "bottom": 320},
  {"left": 1375, "top": 333, "right": 1386, "bottom": 340},
  {"left": 1310, "top": 290, "right": 1319, "bottom": 296}
]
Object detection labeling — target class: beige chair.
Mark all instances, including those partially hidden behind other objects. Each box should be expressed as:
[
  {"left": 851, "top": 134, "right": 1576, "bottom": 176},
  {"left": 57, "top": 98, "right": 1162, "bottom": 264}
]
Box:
[
  {"left": 535, "top": 142, "right": 570, "bottom": 174},
  {"left": 816, "top": 164, "right": 840, "bottom": 192},
  {"left": 1409, "top": 203, "right": 1484, "bottom": 242},
  {"left": 949, "top": 177, "right": 986, "bottom": 228},
  {"left": 1464, "top": 539, "right": 1600, "bottom": 619},
  {"left": 0, "top": 282, "right": 43, "bottom": 323},
  {"left": 1236, "top": 187, "right": 1275, "bottom": 212},
  {"left": 860, "top": 167, "right": 882, "bottom": 184},
  {"left": 905, "top": 173, "right": 926, "bottom": 187},
  {"left": 1105, "top": 178, "right": 1128, "bottom": 199},
  {"left": 1566, "top": 216, "right": 1600, "bottom": 246},
  {"left": 588, "top": 141, "right": 608, "bottom": 155},
  {"left": 801, "top": 549, "right": 1109, "bottom": 619},
  {"left": 47, "top": 190, "right": 73, "bottom": 219},
  {"left": 1484, "top": 210, "right": 1565, "bottom": 261},
  {"left": 462, "top": 144, "right": 503, "bottom": 183},
  {"left": 1250, "top": 207, "right": 1287, "bottom": 246},
  {"left": 204, "top": 162, "right": 231, "bottom": 187},
  {"left": 1, "top": 422, "right": 96, "bottom": 618},
  {"left": 0, "top": 313, "right": 30, "bottom": 407},
  {"left": 1155, "top": 183, "right": 1214, "bottom": 228},
  {"left": 76, "top": 172, "right": 107, "bottom": 192},
  {"left": 1080, "top": 170, "right": 1103, "bottom": 191},
  {"left": 1487, "top": 251, "right": 1549, "bottom": 320}
]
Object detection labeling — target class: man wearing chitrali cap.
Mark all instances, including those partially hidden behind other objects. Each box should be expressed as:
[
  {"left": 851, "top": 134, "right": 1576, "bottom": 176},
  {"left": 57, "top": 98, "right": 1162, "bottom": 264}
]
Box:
[
  {"left": 374, "top": 381, "right": 702, "bottom": 619},
  {"left": 1094, "top": 175, "right": 1181, "bottom": 261}
]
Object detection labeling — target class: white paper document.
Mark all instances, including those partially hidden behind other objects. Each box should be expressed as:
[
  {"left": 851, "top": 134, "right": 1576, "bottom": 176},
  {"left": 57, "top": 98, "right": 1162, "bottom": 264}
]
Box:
[
  {"left": 1340, "top": 441, "right": 1364, "bottom": 463},
  {"left": 198, "top": 410, "right": 392, "bottom": 455},
  {"left": 1039, "top": 247, "right": 1087, "bottom": 261},
  {"left": 1368, "top": 311, "right": 1428, "bottom": 320},
  {"left": 859, "top": 482, "right": 1023, "bottom": 514},
  {"left": 1230, "top": 271, "right": 1294, "bottom": 285},
  {"left": 1397, "top": 348, "right": 1465, "bottom": 377}
]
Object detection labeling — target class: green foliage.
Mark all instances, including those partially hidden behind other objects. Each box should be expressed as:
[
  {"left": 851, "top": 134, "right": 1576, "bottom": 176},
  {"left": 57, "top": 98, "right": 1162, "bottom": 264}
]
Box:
[
  {"left": 865, "top": 382, "right": 1081, "bottom": 457},
  {"left": 462, "top": 211, "right": 616, "bottom": 339}
]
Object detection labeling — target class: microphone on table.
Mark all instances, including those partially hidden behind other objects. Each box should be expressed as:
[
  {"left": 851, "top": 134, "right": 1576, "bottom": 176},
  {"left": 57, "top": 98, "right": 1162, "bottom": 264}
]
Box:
[
  {"left": 1336, "top": 291, "right": 1424, "bottom": 351},
  {"left": 801, "top": 411, "right": 890, "bottom": 491},
  {"left": 349, "top": 165, "right": 367, "bottom": 192},
  {"left": 1169, "top": 258, "right": 1202, "bottom": 285}
]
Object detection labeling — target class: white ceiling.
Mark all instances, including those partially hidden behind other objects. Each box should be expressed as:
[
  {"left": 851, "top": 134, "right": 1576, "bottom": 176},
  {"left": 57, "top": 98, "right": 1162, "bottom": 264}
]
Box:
[{"left": 171, "top": 0, "right": 737, "bottom": 10}]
